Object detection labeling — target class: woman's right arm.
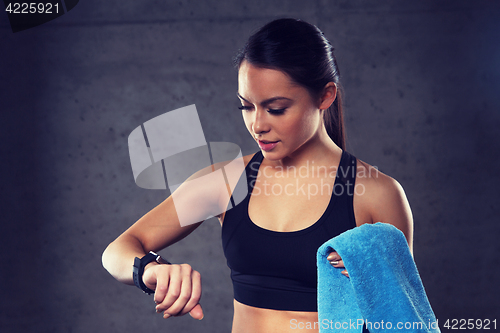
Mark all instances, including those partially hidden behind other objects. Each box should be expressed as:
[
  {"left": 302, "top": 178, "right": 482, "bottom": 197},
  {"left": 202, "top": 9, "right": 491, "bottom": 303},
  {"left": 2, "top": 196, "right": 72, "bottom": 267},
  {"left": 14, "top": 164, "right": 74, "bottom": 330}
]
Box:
[
  {"left": 101, "top": 194, "right": 203, "bottom": 285},
  {"left": 102, "top": 160, "right": 236, "bottom": 319}
]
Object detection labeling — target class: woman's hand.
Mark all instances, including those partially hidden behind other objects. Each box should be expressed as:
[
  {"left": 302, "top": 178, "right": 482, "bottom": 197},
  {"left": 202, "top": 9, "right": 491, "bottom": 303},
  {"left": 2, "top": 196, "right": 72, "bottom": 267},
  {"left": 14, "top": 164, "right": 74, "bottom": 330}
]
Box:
[
  {"left": 327, "top": 251, "right": 349, "bottom": 278},
  {"left": 142, "top": 263, "right": 204, "bottom": 320}
]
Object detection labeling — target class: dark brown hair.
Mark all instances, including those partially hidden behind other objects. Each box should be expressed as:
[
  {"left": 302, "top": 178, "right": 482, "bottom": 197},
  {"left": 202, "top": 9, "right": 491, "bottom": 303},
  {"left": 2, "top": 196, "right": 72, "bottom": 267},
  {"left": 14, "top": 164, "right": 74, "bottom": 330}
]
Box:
[{"left": 234, "top": 18, "right": 346, "bottom": 150}]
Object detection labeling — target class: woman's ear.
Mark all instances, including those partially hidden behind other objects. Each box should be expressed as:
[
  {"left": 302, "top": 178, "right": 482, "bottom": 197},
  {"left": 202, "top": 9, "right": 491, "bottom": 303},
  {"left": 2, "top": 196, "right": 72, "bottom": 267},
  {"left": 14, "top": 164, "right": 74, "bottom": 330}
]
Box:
[{"left": 318, "top": 82, "right": 337, "bottom": 110}]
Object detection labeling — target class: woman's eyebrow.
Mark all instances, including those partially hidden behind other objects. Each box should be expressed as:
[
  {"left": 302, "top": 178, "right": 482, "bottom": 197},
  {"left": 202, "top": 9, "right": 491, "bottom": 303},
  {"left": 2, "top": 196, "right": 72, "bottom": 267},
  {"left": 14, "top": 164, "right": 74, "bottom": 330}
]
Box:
[{"left": 237, "top": 93, "right": 292, "bottom": 106}]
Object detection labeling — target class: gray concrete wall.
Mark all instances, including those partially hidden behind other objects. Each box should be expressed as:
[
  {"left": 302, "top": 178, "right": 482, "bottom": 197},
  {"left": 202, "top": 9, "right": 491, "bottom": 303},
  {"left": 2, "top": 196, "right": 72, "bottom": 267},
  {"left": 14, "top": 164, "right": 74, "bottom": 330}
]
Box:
[{"left": 1, "top": 1, "right": 499, "bottom": 332}]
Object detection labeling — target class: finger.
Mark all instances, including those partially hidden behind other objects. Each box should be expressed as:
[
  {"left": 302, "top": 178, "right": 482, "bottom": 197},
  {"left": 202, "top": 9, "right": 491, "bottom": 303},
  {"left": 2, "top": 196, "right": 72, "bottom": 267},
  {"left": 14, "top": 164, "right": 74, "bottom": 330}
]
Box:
[
  {"left": 156, "top": 265, "right": 182, "bottom": 313},
  {"left": 153, "top": 267, "right": 171, "bottom": 305},
  {"left": 327, "top": 251, "right": 340, "bottom": 261},
  {"left": 142, "top": 263, "right": 159, "bottom": 292},
  {"left": 341, "top": 270, "right": 350, "bottom": 278},
  {"left": 179, "top": 270, "right": 202, "bottom": 316},
  {"left": 162, "top": 264, "right": 193, "bottom": 316},
  {"left": 329, "top": 259, "right": 345, "bottom": 268},
  {"left": 189, "top": 303, "right": 204, "bottom": 320}
]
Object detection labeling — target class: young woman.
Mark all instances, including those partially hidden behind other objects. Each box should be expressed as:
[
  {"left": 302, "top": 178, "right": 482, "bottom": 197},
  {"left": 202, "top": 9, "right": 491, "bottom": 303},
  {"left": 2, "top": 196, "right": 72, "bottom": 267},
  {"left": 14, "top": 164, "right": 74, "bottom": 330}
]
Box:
[{"left": 102, "top": 18, "right": 413, "bottom": 333}]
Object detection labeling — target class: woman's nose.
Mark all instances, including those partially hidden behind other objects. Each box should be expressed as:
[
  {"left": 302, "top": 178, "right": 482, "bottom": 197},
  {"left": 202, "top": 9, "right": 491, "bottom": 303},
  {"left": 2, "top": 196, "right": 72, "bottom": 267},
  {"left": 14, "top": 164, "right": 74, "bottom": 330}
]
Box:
[{"left": 253, "top": 108, "right": 270, "bottom": 135}]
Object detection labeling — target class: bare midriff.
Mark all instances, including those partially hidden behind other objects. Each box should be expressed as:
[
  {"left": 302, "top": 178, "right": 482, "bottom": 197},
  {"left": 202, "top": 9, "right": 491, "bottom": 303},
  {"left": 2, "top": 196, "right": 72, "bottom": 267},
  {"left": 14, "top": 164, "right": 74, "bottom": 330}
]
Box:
[{"left": 232, "top": 299, "right": 320, "bottom": 333}]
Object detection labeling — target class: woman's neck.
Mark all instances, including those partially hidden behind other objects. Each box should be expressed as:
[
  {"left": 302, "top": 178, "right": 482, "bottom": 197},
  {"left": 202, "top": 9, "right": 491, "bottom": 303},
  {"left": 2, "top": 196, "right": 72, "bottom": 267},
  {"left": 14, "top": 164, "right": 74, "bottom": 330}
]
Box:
[{"left": 268, "top": 125, "right": 342, "bottom": 169}]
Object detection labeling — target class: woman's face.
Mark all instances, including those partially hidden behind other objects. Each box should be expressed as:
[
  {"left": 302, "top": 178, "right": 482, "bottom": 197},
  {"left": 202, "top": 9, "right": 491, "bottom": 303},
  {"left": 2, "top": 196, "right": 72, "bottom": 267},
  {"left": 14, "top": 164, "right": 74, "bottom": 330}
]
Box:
[{"left": 237, "top": 61, "right": 325, "bottom": 162}]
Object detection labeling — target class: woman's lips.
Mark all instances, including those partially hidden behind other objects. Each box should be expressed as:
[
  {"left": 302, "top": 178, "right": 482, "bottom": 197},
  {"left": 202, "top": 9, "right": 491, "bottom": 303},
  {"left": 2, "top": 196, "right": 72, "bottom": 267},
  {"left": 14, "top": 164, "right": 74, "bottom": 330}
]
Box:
[{"left": 258, "top": 140, "right": 279, "bottom": 151}]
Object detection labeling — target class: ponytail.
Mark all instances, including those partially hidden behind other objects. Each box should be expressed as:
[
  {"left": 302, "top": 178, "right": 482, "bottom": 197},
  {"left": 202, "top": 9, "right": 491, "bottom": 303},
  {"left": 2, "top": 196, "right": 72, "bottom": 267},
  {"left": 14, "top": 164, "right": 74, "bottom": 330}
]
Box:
[{"left": 323, "top": 87, "right": 345, "bottom": 150}]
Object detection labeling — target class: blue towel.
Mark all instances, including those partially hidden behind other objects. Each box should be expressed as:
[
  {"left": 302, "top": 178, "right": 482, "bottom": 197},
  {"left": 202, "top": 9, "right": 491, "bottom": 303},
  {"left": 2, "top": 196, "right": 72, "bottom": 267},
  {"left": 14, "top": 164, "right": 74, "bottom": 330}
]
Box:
[{"left": 317, "top": 223, "right": 440, "bottom": 332}]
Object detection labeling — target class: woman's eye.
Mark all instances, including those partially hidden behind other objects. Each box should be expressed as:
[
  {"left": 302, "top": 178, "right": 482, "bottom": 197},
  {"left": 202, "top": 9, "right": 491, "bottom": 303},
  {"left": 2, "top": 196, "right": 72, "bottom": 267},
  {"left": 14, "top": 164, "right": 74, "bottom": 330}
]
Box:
[
  {"left": 238, "top": 106, "right": 253, "bottom": 111},
  {"left": 238, "top": 106, "right": 286, "bottom": 114},
  {"left": 267, "top": 108, "right": 286, "bottom": 115}
]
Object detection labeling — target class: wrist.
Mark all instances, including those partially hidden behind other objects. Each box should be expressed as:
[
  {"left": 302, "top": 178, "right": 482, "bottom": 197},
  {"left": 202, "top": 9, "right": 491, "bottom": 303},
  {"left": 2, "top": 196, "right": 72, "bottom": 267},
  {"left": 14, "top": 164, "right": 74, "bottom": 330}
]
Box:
[
  {"left": 132, "top": 251, "right": 170, "bottom": 295},
  {"left": 143, "top": 261, "right": 159, "bottom": 277}
]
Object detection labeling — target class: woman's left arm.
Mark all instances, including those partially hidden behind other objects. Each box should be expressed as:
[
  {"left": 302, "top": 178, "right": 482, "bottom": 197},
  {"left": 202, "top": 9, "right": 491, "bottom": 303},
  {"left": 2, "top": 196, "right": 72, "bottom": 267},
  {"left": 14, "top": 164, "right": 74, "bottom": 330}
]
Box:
[
  {"left": 328, "top": 166, "right": 414, "bottom": 275},
  {"left": 360, "top": 172, "right": 414, "bottom": 253}
]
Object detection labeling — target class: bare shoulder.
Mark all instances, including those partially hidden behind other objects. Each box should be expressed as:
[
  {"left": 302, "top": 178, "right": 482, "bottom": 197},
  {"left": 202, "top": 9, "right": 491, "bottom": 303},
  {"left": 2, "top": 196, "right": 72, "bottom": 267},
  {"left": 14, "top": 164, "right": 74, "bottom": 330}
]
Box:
[
  {"left": 213, "top": 152, "right": 256, "bottom": 181},
  {"left": 182, "top": 152, "right": 254, "bottom": 184},
  {"left": 214, "top": 152, "right": 256, "bottom": 224},
  {"left": 243, "top": 152, "right": 256, "bottom": 164},
  {"left": 240, "top": 153, "right": 257, "bottom": 168},
  {"left": 355, "top": 159, "right": 405, "bottom": 202},
  {"left": 354, "top": 158, "right": 414, "bottom": 251},
  {"left": 122, "top": 152, "right": 256, "bottom": 251}
]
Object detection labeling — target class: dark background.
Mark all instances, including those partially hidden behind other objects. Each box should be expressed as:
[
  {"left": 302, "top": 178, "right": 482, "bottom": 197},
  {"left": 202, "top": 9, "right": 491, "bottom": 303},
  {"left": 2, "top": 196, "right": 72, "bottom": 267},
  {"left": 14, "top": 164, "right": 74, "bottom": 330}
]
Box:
[{"left": 1, "top": 1, "right": 499, "bottom": 332}]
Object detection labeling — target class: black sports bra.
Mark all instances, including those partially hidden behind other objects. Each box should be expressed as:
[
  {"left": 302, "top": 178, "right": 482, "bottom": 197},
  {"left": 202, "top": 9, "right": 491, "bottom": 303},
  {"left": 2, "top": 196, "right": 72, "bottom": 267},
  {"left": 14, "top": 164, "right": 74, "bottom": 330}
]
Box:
[{"left": 221, "top": 150, "right": 357, "bottom": 311}]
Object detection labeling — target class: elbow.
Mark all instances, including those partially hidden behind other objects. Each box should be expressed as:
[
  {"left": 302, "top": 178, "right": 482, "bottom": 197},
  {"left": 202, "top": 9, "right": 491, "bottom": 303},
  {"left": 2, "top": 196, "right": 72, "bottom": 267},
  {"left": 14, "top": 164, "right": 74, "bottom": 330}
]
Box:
[
  {"left": 101, "top": 241, "right": 121, "bottom": 276},
  {"left": 100, "top": 239, "right": 135, "bottom": 285},
  {"left": 101, "top": 243, "right": 112, "bottom": 273}
]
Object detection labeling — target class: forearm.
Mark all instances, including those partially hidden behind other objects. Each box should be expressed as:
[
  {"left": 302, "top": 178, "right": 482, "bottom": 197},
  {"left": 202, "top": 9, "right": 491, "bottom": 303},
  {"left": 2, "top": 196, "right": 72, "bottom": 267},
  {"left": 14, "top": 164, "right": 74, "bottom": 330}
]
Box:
[{"left": 102, "top": 233, "right": 147, "bottom": 285}]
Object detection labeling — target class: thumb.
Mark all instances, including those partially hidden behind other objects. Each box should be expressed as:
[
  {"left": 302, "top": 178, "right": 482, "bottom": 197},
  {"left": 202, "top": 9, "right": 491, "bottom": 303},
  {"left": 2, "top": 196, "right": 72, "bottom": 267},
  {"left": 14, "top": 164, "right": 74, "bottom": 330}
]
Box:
[{"left": 189, "top": 303, "right": 204, "bottom": 320}]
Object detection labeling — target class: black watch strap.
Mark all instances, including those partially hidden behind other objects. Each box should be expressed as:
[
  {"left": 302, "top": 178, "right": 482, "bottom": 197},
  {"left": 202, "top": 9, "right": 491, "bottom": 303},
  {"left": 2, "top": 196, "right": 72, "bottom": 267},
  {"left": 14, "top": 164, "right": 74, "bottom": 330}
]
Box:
[{"left": 132, "top": 251, "right": 169, "bottom": 295}]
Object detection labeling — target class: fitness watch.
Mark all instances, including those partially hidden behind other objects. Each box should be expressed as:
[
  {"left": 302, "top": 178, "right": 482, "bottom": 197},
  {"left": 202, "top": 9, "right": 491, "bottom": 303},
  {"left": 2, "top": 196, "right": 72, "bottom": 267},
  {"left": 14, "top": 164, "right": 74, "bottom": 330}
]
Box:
[{"left": 132, "top": 251, "right": 171, "bottom": 295}]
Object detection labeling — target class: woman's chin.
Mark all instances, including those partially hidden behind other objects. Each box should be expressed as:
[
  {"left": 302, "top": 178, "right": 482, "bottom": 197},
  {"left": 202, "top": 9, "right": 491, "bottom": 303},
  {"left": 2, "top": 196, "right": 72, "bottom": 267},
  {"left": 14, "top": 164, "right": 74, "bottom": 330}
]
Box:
[{"left": 260, "top": 149, "right": 282, "bottom": 161}]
